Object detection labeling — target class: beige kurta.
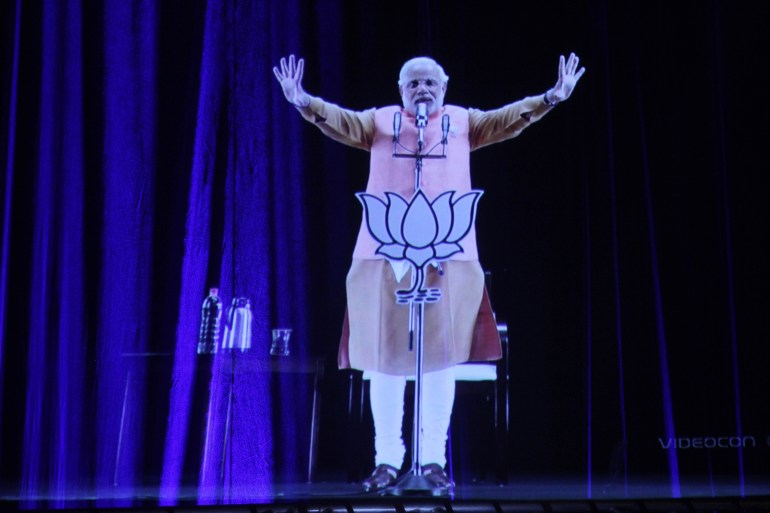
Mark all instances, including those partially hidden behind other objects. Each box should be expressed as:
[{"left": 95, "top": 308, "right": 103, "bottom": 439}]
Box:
[{"left": 297, "top": 95, "right": 553, "bottom": 375}]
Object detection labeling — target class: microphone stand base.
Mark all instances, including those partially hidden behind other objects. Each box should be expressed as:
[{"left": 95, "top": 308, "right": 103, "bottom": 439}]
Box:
[{"left": 383, "top": 472, "right": 452, "bottom": 497}]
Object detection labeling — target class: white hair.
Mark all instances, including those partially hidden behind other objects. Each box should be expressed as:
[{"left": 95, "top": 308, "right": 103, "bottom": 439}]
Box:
[{"left": 397, "top": 57, "right": 449, "bottom": 86}]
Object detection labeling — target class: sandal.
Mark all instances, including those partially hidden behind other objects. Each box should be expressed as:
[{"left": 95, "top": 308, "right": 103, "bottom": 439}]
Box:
[
  {"left": 362, "top": 464, "right": 399, "bottom": 492},
  {"left": 422, "top": 463, "right": 454, "bottom": 493}
]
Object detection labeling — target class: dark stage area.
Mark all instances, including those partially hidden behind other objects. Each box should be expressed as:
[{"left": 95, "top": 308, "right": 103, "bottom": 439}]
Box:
[
  {"left": 2, "top": 477, "right": 770, "bottom": 511},
  {"left": 2, "top": 0, "right": 769, "bottom": 511}
]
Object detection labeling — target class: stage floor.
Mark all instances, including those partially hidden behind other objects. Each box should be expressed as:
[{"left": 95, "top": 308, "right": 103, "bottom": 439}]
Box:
[{"left": 2, "top": 474, "right": 769, "bottom": 510}]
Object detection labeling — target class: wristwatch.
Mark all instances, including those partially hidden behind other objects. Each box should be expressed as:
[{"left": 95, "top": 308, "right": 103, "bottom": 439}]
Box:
[{"left": 543, "top": 90, "right": 559, "bottom": 107}]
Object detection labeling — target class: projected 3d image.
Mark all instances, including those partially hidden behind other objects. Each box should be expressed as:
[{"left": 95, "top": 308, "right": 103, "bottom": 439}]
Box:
[{"left": 1, "top": 1, "right": 769, "bottom": 511}]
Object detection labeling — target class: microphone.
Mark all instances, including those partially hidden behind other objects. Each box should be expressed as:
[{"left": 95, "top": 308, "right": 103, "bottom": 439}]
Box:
[
  {"left": 416, "top": 103, "right": 427, "bottom": 152},
  {"left": 393, "top": 111, "right": 402, "bottom": 143},
  {"left": 416, "top": 103, "right": 428, "bottom": 128},
  {"left": 441, "top": 114, "right": 450, "bottom": 143}
]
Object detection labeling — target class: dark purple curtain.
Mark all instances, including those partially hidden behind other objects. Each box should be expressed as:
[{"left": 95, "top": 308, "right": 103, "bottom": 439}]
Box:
[
  {"left": 1, "top": 0, "right": 769, "bottom": 507},
  {"left": 2, "top": 0, "right": 313, "bottom": 506}
]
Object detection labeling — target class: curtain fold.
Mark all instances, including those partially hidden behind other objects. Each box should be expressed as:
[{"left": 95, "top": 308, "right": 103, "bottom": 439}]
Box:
[
  {"left": 21, "top": 0, "right": 88, "bottom": 507},
  {"left": 93, "top": 0, "right": 158, "bottom": 504},
  {"left": 159, "top": 0, "right": 226, "bottom": 501},
  {"left": 0, "top": 0, "right": 22, "bottom": 475}
]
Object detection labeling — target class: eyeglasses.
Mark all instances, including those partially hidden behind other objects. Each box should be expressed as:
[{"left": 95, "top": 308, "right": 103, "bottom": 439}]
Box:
[{"left": 404, "top": 78, "right": 441, "bottom": 89}]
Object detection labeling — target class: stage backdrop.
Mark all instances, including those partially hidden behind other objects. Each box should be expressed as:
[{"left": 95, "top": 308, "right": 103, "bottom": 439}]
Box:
[{"left": 1, "top": 0, "right": 769, "bottom": 507}]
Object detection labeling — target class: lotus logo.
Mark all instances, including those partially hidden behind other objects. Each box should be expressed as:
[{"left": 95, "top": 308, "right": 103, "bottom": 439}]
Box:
[{"left": 357, "top": 189, "right": 483, "bottom": 303}]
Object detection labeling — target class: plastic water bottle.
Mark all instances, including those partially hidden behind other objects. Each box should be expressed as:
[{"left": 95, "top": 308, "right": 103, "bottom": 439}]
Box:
[
  {"left": 222, "top": 297, "right": 252, "bottom": 352},
  {"left": 198, "top": 288, "right": 222, "bottom": 354}
]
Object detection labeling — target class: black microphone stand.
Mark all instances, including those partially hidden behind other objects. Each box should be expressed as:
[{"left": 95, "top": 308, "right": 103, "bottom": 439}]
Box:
[{"left": 386, "top": 110, "right": 450, "bottom": 496}]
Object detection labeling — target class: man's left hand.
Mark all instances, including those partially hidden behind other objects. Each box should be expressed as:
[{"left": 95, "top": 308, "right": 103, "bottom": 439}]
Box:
[{"left": 548, "top": 52, "right": 586, "bottom": 103}]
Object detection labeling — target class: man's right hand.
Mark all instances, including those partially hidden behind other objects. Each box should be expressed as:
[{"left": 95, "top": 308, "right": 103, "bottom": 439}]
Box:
[{"left": 273, "top": 55, "right": 311, "bottom": 107}]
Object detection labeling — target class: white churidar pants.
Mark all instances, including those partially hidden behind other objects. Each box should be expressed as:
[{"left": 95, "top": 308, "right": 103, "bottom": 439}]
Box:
[{"left": 369, "top": 367, "right": 456, "bottom": 469}]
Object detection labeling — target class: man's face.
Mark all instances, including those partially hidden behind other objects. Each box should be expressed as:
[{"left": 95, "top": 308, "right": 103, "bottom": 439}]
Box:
[{"left": 399, "top": 61, "right": 447, "bottom": 116}]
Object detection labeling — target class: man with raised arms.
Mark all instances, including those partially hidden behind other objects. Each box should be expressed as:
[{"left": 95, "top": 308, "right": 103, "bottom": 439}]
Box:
[{"left": 274, "top": 53, "right": 584, "bottom": 493}]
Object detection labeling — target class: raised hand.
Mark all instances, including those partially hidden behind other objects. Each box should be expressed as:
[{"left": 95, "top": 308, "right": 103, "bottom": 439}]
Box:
[
  {"left": 548, "top": 52, "right": 586, "bottom": 103},
  {"left": 273, "top": 54, "right": 310, "bottom": 107}
]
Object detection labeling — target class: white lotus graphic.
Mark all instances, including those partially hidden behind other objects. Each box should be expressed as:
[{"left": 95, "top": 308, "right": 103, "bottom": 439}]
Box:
[{"left": 357, "top": 189, "right": 483, "bottom": 303}]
